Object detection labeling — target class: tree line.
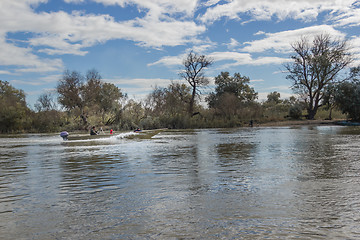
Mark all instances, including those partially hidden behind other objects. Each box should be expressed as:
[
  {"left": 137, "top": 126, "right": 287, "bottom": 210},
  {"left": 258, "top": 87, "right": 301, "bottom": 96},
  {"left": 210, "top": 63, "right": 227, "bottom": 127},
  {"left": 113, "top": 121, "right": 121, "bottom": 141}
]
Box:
[{"left": 1, "top": 33, "right": 359, "bottom": 133}]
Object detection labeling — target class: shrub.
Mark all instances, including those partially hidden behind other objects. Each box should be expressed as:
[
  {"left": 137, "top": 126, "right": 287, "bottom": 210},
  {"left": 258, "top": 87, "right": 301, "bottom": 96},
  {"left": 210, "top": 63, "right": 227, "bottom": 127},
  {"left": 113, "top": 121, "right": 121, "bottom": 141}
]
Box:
[{"left": 289, "top": 105, "right": 303, "bottom": 119}]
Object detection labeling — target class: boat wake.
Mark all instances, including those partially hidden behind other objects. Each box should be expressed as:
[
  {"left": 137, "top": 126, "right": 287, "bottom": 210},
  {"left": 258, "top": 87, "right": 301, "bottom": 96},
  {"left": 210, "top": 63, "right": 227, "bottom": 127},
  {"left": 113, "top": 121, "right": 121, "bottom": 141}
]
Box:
[
  {"left": 112, "top": 132, "right": 137, "bottom": 139},
  {"left": 63, "top": 131, "right": 139, "bottom": 143}
]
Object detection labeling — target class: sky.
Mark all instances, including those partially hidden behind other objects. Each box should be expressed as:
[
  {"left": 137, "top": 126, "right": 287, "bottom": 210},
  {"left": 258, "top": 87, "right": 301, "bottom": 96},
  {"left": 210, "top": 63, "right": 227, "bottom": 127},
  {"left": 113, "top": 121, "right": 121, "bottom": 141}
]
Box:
[{"left": 1, "top": 0, "right": 360, "bottom": 108}]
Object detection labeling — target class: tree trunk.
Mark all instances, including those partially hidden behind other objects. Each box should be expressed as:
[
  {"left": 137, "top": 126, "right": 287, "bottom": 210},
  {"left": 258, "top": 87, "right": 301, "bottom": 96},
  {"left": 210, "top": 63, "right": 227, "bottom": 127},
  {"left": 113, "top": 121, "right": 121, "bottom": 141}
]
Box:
[
  {"left": 189, "top": 86, "right": 196, "bottom": 115},
  {"left": 328, "top": 107, "right": 333, "bottom": 120},
  {"left": 80, "top": 108, "right": 88, "bottom": 126},
  {"left": 307, "top": 108, "right": 317, "bottom": 120}
]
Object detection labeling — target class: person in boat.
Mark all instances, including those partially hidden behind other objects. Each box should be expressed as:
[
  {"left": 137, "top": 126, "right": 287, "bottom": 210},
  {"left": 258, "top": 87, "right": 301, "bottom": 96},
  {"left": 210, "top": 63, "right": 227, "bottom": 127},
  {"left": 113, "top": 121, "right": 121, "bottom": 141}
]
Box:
[
  {"left": 134, "top": 128, "right": 141, "bottom": 132},
  {"left": 99, "top": 127, "right": 105, "bottom": 134},
  {"left": 90, "top": 126, "right": 98, "bottom": 135},
  {"left": 110, "top": 129, "right": 113, "bottom": 134}
]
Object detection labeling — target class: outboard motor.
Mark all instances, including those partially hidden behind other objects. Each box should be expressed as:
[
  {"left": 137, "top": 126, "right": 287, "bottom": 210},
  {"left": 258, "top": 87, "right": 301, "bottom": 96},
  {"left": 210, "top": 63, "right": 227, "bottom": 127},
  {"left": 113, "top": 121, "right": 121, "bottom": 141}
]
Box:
[{"left": 60, "top": 131, "right": 69, "bottom": 141}]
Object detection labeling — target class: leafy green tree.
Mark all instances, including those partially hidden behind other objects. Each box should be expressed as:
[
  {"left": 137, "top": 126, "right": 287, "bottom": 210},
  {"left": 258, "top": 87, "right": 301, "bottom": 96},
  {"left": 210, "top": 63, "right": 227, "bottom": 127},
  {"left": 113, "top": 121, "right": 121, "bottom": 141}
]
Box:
[
  {"left": 145, "top": 86, "right": 167, "bottom": 116},
  {"left": 57, "top": 70, "right": 89, "bottom": 126},
  {"left": 285, "top": 33, "right": 352, "bottom": 120},
  {"left": 57, "top": 70, "right": 84, "bottom": 110},
  {"left": 207, "top": 72, "right": 258, "bottom": 108},
  {"left": 179, "top": 51, "right": 213, "bottom": 115},
  {"left": 57, "top": 69, "right": 123, "bottom": 128},
  {"left": 266, "top": 91, "right": 282, "bottom": 105},
  {"left": 334, "top": 81, "right": 360, "bottom": 121},
  {"left": 289, "top": 104, "right": 303, "bottom": 120},
  {"left": 0, "top": 80, "right": 30, "bottom": 133},
  {"left": 83, "top": 69, "right": 102, "bottom": 106},
  {"left": 32, "top": 110, "right": 65, "bottom": 132},
  {"left": 146, "top": 82, "right": 191, "bottom": 116},
  {"left": 207, "top": 72, "right": 258, "bottom": 122},
  {"left": 145, "top": 82, "right": 192, "bottom": 128},
  {"left": 165, "top": 82, "right": 192, "bottom": 115},
  {"left": 99, "top": 82, "right": 125, "bottom": 124},
  {"left": 322, "top": 84, "right": 337, "bottom": 120},
  {"left": 119, "top": 99, "right": 145, "bottom": 130}
]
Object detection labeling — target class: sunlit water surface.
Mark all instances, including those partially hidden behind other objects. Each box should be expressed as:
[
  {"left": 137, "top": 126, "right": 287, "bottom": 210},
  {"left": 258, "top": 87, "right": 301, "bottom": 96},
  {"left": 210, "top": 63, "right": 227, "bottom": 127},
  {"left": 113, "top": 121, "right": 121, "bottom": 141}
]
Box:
[{"left": 0, "top": 126, "right": 360, "bottom": 239}]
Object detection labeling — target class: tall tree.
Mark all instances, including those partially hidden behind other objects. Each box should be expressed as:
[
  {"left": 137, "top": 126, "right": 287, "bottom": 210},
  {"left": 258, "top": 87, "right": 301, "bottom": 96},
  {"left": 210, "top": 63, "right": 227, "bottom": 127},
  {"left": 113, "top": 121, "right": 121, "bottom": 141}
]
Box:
[
  {"left": 99, "top": 82, "right": 125, "bottom": 124},
  {"left": 179, "top": 51, "right": 213, "bottom": 115},
  {"left": 333, "top": 67, "right": 360, "bottom": 121},
  {"left": 84, "top": 68, "right": 102, "bottom": 105},
  {"left": 334, "top": 81, "right": 360, "bottom": 121},
  {"left": 145, "top": 82, "right": 191, "bottom": 116},
  {"left": 285, "top": 33, "right": 352, "bottom": 119},
  {"left": 207, "top": 72, "right": 258, "bottom": 108},
  {"left": 207, "top": 72, "right": 258, "bottom": 120},
  {"left": 57, "top": 70, "right": 87, "bottom": 125},
  {"left": 57, "top": 70, "right": 84, "bottom": 111},
  {"left": 0, "top": 80, "right": 29, "bottom": 133}
]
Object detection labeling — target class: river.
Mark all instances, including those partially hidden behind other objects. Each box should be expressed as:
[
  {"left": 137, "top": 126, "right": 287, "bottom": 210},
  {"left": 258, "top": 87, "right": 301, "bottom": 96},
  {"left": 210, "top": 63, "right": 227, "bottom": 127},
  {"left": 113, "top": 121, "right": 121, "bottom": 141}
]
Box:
[{"left": 0, "top": 126, "right": 360, "bottom": 239}]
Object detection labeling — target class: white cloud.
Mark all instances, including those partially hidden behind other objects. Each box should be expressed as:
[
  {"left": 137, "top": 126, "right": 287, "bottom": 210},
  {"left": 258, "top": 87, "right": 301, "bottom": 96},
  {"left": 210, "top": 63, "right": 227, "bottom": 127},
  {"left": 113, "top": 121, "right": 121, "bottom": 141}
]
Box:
[
  {"left": 199, "top": 0, "right": 357, "bottom": 24},
  {"left": 149, "top": 24, "right": 352, "bottom": 73},
  {"left": 149, "top": 49, "right": 290, "bottom": 71},
  {"left": 0, "top": 70, "right": 13, "bottom": 75},
  {"left": 210, "top": 51, "right": 252, "bottom": 63},
  {"left": 10, "top": 79, "right": 43, "bottom": 86},
  {"left": 328, "top": 5, "right": 360, "bottom": 27},
  {"left": 190, "top": 42, "right": 217, "bottom": 53},
  {"left": 64, "top": 0, "right": 85, "bottom": 3},
  {"left": 202, "top": 0, "right": 222, "bottom": 7},
  {"left": 241, "top": 25, "right": 345, "bottom": 53},
  {"left": 209, "top": 51, "right": 289, "bottom": 68},
  {"left": 0, "top": 35, "right": 64, "bottom": 73},
  {"left": 106, "top": 77, "right": 171, "bottom": 87},
  {"left": 90, "top": 0, "right": 199, "bottom": 19},
  {"left": 349, "top": 35, "right": 360, "bottom": 66},
  {"left": 10, "top": 74, "right": 62, "bottom": 86},
  {"left": 254, "top": 31, "right": 265, "bottom": 36},
  {"left": 251, "top": 79, "right": 264, "bottom": 83},
  {"left": 0, "top": 0, "right": 205, "bottom": 73},
  {"left": 1, "top": 0, "right": 358, "bottom": 77},
  {"left": 226, "top": 38, "right": 240, "bottom": 50}
]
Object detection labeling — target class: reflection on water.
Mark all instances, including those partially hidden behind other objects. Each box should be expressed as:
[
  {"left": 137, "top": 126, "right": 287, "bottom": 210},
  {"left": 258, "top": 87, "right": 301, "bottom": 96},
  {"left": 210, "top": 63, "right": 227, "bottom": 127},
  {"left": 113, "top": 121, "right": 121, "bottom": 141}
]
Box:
[{"left": 0, "top": 126, "right": 360, "bottom": 239}]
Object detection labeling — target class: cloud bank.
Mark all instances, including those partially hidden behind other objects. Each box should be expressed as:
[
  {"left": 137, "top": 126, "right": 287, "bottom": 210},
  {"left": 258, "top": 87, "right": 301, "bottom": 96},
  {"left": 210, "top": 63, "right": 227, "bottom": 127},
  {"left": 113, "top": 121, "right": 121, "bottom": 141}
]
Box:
[{"left": 0, "top": 0, "right": 359, "bottom": 94}]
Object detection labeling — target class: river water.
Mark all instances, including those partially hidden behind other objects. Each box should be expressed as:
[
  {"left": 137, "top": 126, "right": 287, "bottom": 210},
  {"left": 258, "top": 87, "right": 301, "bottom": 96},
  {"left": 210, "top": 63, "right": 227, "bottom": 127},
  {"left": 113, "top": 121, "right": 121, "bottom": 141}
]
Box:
[{"left": 0, "top": 126, "right": 360, "bottom": 239}]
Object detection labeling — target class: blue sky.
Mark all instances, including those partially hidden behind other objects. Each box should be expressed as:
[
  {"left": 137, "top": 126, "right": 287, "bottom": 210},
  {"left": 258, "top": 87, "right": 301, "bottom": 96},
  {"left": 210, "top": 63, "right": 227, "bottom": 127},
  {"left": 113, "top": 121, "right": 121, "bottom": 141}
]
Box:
[{"left": 1, "top": 0, "right": 360, "bottom": 108}]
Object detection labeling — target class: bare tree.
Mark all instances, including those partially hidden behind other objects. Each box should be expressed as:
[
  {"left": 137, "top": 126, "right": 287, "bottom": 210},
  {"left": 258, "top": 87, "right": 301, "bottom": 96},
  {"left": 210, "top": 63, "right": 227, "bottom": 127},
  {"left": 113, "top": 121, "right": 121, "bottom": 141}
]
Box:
[
  {"left": 179, "top": 51, "right": 213, "bottom": 115},
  {"left": 285, "top": 33, "right": 352, "bottom": 119},
  {"left": 34, "top": 92, "right": 56, "bottom": 112}
]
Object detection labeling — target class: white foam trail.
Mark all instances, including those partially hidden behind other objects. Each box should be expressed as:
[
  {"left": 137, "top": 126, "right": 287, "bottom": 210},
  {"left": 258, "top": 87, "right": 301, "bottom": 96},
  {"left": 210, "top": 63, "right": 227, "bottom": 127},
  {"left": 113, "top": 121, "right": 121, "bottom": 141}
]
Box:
[
  {"left": 64, "top": 132, "right": 138, "bottom": 143},
  {"left": 113, "top": 132, "right": 137, "bottom": 139}
]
